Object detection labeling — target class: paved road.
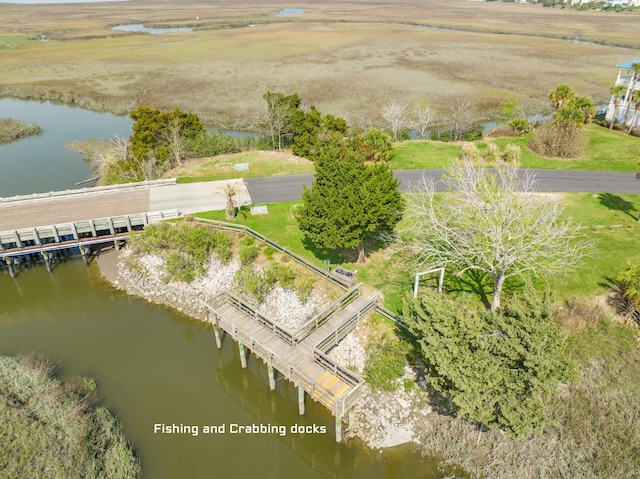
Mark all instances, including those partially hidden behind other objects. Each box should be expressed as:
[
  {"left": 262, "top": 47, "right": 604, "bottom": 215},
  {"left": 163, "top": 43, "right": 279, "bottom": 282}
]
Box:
[
  {"left": 2, "top": 169, "right": 638, "bottom": 232},
  {"left": 245, "top": 169, "right": 640, "bottom": 204},
  {"left": 148, "top": 180, "right": 251, "bottom": 215}
]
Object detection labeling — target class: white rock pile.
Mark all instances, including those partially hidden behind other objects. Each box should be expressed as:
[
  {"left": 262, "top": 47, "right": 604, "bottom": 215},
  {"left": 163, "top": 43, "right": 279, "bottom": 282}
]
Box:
[
  {"left": 260, "top": 286, "right": 321, "bottom": 330},
  {"left": 115, "top": 251, "right": 241, "bottom": 320}
]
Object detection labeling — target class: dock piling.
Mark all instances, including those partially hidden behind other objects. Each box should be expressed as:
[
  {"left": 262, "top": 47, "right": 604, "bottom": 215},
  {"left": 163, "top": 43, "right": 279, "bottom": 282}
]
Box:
[
  {"left": 238, "top": 342, "right": 247, "bottom": 368},
  {"left": 298, "top": 385, "right": 305, "bottom": 415},
  {"left": 5, "top": 257, "right": 16, "bottom": 278},
  {"left": 42, "top": 251, "right": 53, "bottom": 273},
  {"left": 213, "top": 324, "right": 222, "bottom": 349},
  {"left": 79, "top": 246, "right": 89, "bottom": 266},
  {"left": 268, "top": 363, "right": 276, "bottom": 390}
]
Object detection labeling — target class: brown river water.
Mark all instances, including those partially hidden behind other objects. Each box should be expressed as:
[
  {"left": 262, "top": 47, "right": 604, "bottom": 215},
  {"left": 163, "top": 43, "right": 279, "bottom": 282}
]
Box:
[{"left": 0, "top": 259, "right": 459, "bottom": 478}]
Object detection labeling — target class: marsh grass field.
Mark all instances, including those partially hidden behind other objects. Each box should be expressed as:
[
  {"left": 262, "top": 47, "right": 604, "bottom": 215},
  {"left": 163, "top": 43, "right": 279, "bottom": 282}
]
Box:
[{"left": 1, "top": 0, "right": 639, "bottom": 128}]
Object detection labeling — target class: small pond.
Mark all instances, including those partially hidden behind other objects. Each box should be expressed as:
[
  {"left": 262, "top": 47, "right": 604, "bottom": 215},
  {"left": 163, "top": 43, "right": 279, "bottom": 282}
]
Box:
[
  {"left": 111, "top": 24, "right": 193, "bottom": 35},
  {"left": 273, "top": 8, "right": 306, "bottom": 17}
]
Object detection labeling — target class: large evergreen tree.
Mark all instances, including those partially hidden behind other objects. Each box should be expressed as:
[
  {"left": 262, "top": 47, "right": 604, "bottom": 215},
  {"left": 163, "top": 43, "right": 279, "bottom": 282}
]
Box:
[
  {"left": 403, "top": 286, "right": 572, "bottom": 437},
  {"left": 295, "top": 139, "right": 404, "bottom": 263},
  {"left": 129, "top": 106, "right": 203, "bottom": 167}
]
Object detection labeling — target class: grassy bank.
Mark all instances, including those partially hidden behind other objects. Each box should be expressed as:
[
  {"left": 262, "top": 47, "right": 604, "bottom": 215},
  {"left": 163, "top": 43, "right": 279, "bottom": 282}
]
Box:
[
  {"left": 0, "top": 355, "right": 141, "bottom": 479},
  {"left": 0, "top": 118, "right": 41, "bottom": 142}
]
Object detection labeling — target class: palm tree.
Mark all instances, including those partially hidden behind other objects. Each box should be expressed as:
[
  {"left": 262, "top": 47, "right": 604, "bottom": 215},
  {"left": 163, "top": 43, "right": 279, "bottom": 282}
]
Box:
[
  {"left": 549, "top": 84, "right": 576, "bottom": 110},
  {"left": 609, "top": 84, "right": 627, "bottom": 130},
  {"left": 615, "top": 263, "right": 640, "bottom": 303},
  {"left": 627, "top": 90, "right": 640, "bottom": 134},
  {"left": 574, "top": 95, "right": 595, "bottom": 125},
  {"left": 218, "top": 181, "right": 241, "bottom": 219},
  {"left": 622, "top": 62, "right": 640, "bottom": 125}
]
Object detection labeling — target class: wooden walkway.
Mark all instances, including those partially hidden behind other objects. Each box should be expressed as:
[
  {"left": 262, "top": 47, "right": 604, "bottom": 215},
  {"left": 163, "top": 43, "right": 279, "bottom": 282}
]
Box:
[{"left": 205, "top": 290, "right": 378, "bottom": 440}]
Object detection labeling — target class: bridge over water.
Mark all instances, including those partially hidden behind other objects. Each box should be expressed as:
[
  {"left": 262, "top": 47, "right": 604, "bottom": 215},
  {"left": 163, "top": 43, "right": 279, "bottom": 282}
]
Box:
[{"left": 0, "top": 179, "right": 252, "bottom": 275}]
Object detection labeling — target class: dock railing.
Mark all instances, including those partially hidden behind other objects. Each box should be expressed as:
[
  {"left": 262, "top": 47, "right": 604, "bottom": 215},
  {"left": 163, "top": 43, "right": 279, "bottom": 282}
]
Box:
[
  {"left": 291, "top": 285, "right": 362, "bottom": 343},
  {"left": 225, "top": 291, "right": 297, "bottom": 345}
]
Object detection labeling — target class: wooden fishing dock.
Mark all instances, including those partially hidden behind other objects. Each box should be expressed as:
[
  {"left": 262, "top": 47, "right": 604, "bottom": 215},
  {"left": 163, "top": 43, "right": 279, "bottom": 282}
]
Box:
[{"left": 204, "top": 286, "right": 378, "bottom": 442}]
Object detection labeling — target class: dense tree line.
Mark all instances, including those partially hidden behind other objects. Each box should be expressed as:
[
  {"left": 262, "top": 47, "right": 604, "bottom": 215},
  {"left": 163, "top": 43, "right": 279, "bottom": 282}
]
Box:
[{"left": 261, "top": 91, "right": 395, "bottom": 163}]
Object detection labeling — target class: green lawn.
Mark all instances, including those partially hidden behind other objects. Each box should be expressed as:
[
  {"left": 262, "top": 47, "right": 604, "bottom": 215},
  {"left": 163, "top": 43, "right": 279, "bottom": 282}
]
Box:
[
  {"left": 557, "top": 192, "right": 640, "bottom": 299},
  {"left": 174, "top": 150, "right": 314, "bottom": 183},
  {"left": 173, "top": 124, "right": 639, "bottom": 184},
  {"left": 393, "top": 125, "right": 640, "bottom": 172},
  {"left": 195, "top": 192, "right": 640, "bottom": 310}
]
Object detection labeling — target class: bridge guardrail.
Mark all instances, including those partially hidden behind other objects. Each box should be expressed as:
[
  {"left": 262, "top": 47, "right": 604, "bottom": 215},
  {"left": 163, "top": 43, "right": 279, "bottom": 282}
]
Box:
[{"left": 0, "top": 178, "right": 177, "bottom": 204}]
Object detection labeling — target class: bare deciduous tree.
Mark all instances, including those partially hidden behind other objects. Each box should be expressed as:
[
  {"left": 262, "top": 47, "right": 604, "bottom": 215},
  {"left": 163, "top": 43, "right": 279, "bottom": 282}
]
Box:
[
  {"left": 438, "top": 95, "right": 479, "bottom": 141},
  {"left": 163, "top": 116, "right": 189, "bottom": 166},
  {"left": 395, "top": 162, "right": 593, "bottom": 311},
  {"left": 382, "top": 100, "right": 407, "bottom": 141},
  {"left": 413, "top": 100, "right": 435, "bottom": 139},
  {"left": 262, "top": 92, "right": 292, "bottom": 150}
]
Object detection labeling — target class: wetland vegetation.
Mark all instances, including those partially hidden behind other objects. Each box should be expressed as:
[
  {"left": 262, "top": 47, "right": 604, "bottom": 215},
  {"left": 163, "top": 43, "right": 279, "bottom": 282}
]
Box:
[
  {"left": 1, "top": 0, "right": 639, "bottom": 129},
  {"left": 0, "top": 355, "right": 141, "bottom": 479},
  {"left": 0, "top": 119, "right": 41, "bottom": 143}
]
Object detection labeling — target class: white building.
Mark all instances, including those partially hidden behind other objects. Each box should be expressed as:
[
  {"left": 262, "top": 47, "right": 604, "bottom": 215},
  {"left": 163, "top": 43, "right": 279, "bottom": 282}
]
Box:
[{"left": 605, "top": 57, "right": 640, "bottom": 129}]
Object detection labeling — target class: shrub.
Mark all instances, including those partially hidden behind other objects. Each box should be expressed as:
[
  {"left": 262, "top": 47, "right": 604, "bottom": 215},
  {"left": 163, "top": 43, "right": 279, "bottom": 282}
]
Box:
[
  {"left": 431, "top": 130, "right": 453, "bottom": 142},
  {"left": 485, "top": 143, "right": 500, "bottom": 163},
  {"left": 460, "top": 142, "right": 480, "bottom": 161},
  {"left": 528, "top": 123, "right": 587, "bottom": 158},
  {"left": 189, "top": 130, "right": 242, "bottom": 157},
  {"left": 509, "top": 118, "right": 532, "bottom": 134},
  {"left": 403, "top": 286, "right": 573, "bottom": 437},
  {"left": 363, "top": 333, "right": 410, "bottom": 392},
  {"left": 165, "top": 251, "right": 195, "bottom": 282},
  {"left": 461, "top": 126, "right": 483, "bottom": 141},
  {"left": 239, "top": 245, "right": 259, "bottom": 266},
  {"left": 268, "top": 263, "right": 296, "bottom": 289},
  {"left": 296, "top": 277, "right": 315, "bottom": 303},
  {"left": 234, "top": 267, "right": 276, "bottom": 304},
  {"left": 503, "top": 143, "right": 521, "bottom": 163}
]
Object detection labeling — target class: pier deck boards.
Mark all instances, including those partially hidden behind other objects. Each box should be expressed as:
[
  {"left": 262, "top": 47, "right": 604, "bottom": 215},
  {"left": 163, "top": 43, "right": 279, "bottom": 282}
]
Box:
[{"left": 207, "top": 294, "right": 376, "bottom": 418}]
